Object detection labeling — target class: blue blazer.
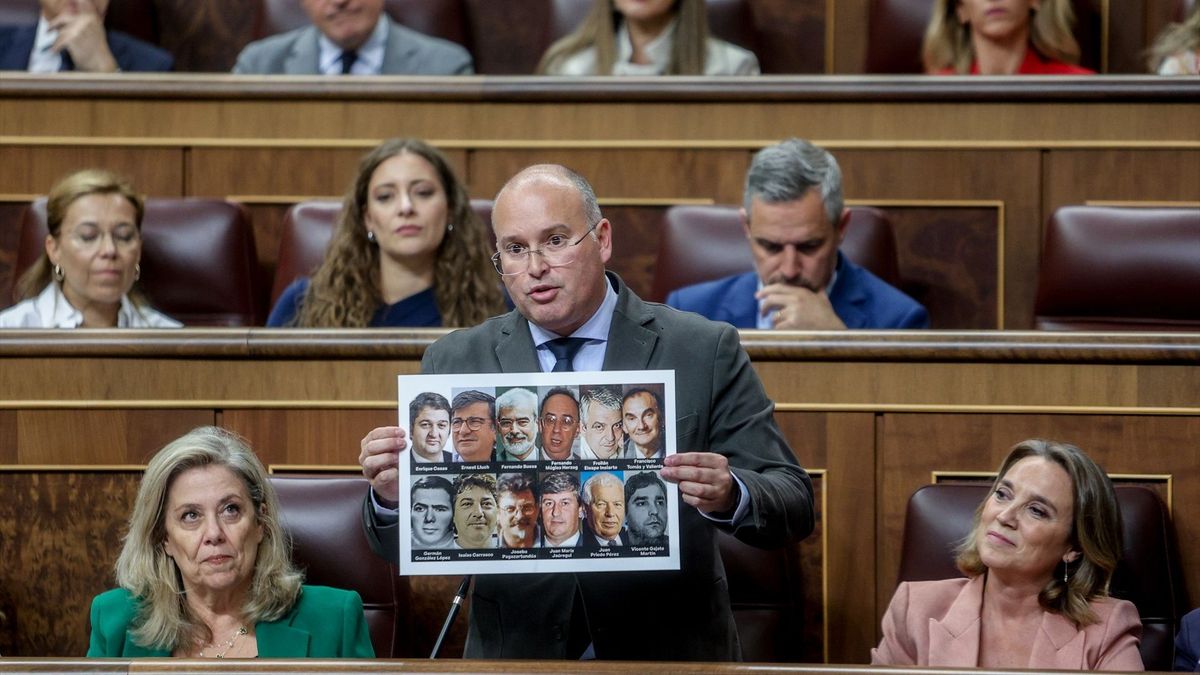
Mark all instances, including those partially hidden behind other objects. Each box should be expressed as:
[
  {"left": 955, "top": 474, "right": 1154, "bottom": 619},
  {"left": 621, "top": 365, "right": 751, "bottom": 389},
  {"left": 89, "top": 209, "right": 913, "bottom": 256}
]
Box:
[
  {"left": 1179, "top": 608, "right": 1200, "bottom": 672},
  {"left": 87, "top": 585, "right": 374, "bottom": 658},
  {"left": 666, "top": 252, "right": 929, "bottom": 329},
  {"left": 0, "top": 23, "right": 173, "bottom": 71}
]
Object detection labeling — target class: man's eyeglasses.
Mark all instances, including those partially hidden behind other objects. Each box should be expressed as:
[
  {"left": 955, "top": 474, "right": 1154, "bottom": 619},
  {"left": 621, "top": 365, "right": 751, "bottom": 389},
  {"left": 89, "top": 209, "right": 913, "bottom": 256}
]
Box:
[
  {"left": 451, "top": 416, "right": 491, "bottom": 431},
  {"left": 491, "top": 221, "right": 599, "bottom": 276},
  {"left": 541, "top": 413, "right": 577, "bottom": 429}
]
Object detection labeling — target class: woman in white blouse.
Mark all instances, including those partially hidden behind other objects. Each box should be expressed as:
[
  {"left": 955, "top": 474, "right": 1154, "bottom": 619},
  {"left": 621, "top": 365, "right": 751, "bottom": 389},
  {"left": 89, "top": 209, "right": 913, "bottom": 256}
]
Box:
[
  {"left": 538, "top": 0, "right": 759, "bottom": 76},
  {"left": 0, "top": 169, "right": 180, "bottom": 328}
]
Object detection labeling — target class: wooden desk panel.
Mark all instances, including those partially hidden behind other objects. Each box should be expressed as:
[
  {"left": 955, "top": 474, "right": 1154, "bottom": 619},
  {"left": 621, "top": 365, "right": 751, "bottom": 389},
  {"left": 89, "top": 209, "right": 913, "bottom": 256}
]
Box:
[
  {"left": 0, "top": 330, "right": 1196, "bottom": 662},
  {"left": 1, "top": 77, "right": 1197, "bottom": 327}
]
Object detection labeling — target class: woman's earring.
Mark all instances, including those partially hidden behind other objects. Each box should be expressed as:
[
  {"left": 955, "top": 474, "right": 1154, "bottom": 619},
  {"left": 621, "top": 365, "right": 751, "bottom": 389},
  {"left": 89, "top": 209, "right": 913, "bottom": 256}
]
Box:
[
  {"left": 53, "top": 265, "right": 64, "bottom": 282},
  {"left": 367, "top": 230, "right": 376, "bottom": 243},
  {"left": 1062, "top": 561, "right": 1069, "bottom": 584},
  {"left": 134, "top": 263, "right": 141, "bottom": 281},
  {"left": 446, "top": 222, "right": 454, "bottom": 232}
]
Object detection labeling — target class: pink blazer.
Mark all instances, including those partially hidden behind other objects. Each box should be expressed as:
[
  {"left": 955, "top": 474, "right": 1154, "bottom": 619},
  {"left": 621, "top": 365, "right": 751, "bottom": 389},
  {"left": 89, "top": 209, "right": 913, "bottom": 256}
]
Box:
[{"left": 871, "top": 576, "right": 1143, "bottom": 670}]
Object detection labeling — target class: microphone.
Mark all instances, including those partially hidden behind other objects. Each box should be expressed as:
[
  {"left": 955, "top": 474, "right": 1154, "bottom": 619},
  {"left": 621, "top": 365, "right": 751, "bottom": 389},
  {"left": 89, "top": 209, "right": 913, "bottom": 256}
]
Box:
[{"left": 430, "top": 575, "right": 471, "bottom": 659}]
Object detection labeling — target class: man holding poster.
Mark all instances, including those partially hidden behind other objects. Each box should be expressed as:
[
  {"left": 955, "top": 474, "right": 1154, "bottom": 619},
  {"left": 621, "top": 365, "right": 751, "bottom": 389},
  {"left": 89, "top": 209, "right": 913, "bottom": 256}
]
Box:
[{"left": 359, "top": 164, "right": 814, "bottom": 660}]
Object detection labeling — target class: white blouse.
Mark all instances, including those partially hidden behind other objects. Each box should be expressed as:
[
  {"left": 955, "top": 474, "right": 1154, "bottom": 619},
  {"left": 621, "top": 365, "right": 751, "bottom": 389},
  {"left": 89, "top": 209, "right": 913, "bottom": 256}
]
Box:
[
  {"left": 546, "top": 19, "right": 760, "bottom": 76},
  {"left": 0, "top": 283, "right": 182, "bottom": 328}
]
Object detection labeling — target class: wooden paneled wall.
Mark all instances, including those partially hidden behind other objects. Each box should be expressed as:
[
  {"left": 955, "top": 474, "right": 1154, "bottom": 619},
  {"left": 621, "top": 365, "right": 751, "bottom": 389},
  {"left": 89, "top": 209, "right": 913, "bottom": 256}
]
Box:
[
  {"left": 0, "top": 330, "right": 1197, "bottom": 663},
  {"left": 1, "top": 77, "right": 1196, "bottom": 328}
]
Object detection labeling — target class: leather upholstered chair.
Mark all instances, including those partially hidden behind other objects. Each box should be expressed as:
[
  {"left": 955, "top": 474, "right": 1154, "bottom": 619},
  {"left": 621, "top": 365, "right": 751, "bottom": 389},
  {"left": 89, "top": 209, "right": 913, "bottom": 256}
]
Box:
[
  {"left": 1033, "top": 206, "right": 1200, "bottom": 331},
  {"left": 716, "top": 529, "right": 805, "bottom": 662},
  {"left": 12, "top": 198, "right": 261, "bottom": 326},
  {"left": 649, "top": 204, "right": 901, "bottom": 303},
  {"left": 270, "top": 200, "right": 340, "bottom": 308},
  {"left": 253, "top": 0, "right": 469, "bottom": 48},
  {"left": 896, "top": 483, "right": 1186, "bottom": 671},
  {"left": 270, "top": 199, "right": 495, "bottom": 308},
  {"left": 270, "top": 475, "right": 409, "bottom": 658}
]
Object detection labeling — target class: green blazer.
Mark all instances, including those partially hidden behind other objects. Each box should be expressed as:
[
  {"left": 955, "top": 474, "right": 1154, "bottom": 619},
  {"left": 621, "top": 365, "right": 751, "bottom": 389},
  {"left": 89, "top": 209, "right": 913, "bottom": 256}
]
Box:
[{"left": 87, "top": 585, "right": 375, "bottom": 658}]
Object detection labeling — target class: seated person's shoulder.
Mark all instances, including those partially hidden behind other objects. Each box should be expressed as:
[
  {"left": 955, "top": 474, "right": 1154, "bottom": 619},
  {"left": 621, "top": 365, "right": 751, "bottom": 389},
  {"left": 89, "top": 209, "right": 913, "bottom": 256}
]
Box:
[
  {"left": 665, "top": 272, "right": 753, "bottom": 311},
  {"left": 389, "top": 21, "right": 473, "bottom": 74},
  {"left": 843, "top": 262, "right": 928, "bottom": 328},
  {"left": 704, "top": 38, "right": 760, "bottom": 76},
  {"left": 106, "top": 29, "right": 174, "bottom": 72},
  {"left": 90, "top": 587, "right": 138, "bottom": 627},
  {"left": 293, "top": 585, "right": 363, "bottom": 614}
]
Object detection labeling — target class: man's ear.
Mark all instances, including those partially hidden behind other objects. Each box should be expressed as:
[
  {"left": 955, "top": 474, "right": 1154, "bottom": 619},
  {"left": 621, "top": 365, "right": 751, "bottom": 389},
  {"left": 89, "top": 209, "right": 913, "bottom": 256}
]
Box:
[
  {"left": 834, "top": 209, "right": 851, "bottom": 245},
  {"left": 740, "top": 207, "right": 751, "bottom": 239}
]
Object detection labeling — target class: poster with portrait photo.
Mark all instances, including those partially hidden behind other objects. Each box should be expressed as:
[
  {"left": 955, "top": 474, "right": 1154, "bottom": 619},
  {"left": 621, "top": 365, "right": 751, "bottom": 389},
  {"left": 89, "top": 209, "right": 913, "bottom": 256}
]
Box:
[{"left": 398, "top": 370, "right": 679, "bottom": 576}]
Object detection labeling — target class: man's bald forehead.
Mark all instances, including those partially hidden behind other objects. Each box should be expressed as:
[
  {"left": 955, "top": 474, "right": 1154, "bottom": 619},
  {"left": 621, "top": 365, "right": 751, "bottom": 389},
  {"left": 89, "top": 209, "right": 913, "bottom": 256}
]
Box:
[{"left": 495, "top": 164, "right": 581, "bottom": 203}]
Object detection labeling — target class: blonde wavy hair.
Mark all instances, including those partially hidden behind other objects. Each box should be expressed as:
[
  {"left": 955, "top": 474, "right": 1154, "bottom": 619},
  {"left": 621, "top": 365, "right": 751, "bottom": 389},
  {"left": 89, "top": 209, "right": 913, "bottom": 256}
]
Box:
[
  {"left": 1146, "top": 6, "right": 1200, "bottom": 72},
  {"left": 114, "top": 426, "right": 302, "bottom": 652},
  {"left": 537, "top": 0, "right": 708, "bottom": 75},
  {"left": 923, "top": 0, "right": 1082, "bottom": 73},
  {"left": 294, "top": 138, "right": 505, "bottom": 327},
  {"left": 17, "top": 169, "right": 150, "bottom": 307},
  {"left": 955, "top": 439, "right": 1123, "bottom": 627}
]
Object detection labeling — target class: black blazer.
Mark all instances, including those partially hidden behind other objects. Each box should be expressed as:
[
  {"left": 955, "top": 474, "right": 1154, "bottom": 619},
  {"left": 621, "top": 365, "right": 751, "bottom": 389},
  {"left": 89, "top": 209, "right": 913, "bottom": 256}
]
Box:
[
  {"left": 364, "top": 273, "right": 813, "bottom": 660},
  {"left": 0, "top": 23, "right": 173, "bottom": 71}
]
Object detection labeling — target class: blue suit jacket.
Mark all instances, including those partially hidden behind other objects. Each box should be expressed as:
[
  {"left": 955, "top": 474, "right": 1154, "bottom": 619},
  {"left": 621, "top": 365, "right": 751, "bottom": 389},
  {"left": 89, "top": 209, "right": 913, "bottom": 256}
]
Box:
[
  {"left": 1178, "top": 608, "right": 1200, "bottom": 672},
  {"left": 665, "top": 252, "right": 929, "bottom": 329},
  {"left": 0, "top": 23, "right": 173, "bottom": 71}
]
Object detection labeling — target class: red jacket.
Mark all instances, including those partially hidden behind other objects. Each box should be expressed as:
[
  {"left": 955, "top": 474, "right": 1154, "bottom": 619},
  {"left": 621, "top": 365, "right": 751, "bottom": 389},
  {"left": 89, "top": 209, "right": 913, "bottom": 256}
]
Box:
[{"left": 936, "top": 47, "right": 1095, "bottom": 75}]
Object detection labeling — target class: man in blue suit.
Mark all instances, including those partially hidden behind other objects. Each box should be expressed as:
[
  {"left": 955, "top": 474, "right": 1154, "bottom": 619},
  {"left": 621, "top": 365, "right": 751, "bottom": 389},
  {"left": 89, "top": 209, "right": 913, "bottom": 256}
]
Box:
[
  {"left": 667, "top": 139, "right": 928, "bottom": 330},
  {"left": 0, "top": 0, "right": 172, "bottom": 72}
]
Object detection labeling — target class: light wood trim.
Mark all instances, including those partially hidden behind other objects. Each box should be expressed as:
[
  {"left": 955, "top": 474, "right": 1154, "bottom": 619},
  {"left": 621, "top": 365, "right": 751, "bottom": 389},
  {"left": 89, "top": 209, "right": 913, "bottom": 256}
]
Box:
[
  {"left": 0, "top": 464, "right": 144, "bottom": 471},
  {"left": 1084, "top": 200, "right": 1200, "bottom": 208},
  {"left": 4, "top": 137, "right": 1200, "bottom": 151},
  {"left": 267, "top": 464, "right": 362, "bottom": 474},
  {"left": 775, "top": 404, "right": 1200, "bottom": 415}
]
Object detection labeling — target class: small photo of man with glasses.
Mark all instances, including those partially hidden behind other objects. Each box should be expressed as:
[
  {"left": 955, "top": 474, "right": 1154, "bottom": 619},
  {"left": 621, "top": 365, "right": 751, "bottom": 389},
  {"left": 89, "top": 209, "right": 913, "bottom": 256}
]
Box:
[
  {"left": 537, "top": 386, "right": 580, "bottom": 461},
  {"left": 449, "top": 388, "right": 497, "bottom": 463}
]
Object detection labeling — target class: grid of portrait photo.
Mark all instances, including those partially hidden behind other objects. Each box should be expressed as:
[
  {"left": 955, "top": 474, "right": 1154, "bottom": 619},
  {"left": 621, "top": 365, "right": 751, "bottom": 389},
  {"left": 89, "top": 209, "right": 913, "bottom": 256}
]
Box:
[{"left": 398, "top": 370, "right": 680, "bottom": 575}]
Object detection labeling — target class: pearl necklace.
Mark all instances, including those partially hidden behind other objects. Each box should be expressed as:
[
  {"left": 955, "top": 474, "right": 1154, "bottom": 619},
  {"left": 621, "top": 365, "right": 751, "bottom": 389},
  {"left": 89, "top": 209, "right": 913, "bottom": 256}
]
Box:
[{"left": 198, "top": 626, "right": 247, "bottom": 659}]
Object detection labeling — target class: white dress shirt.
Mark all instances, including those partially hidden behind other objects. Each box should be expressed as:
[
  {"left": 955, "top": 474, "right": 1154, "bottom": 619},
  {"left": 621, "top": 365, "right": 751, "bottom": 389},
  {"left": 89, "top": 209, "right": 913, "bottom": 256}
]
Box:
[
  {"left": 28, "top": 15, "right": 64, "bottom": 73},
  {"left": 316, "top": 15, "right": 387, "bottom": 75}
]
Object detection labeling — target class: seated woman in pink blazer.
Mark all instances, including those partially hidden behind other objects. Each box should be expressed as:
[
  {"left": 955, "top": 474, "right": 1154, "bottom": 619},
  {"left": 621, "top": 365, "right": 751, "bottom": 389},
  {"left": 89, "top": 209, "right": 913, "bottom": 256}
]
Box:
[{"left": 872, "top": 439, "right": 1143, "bottom": 670}]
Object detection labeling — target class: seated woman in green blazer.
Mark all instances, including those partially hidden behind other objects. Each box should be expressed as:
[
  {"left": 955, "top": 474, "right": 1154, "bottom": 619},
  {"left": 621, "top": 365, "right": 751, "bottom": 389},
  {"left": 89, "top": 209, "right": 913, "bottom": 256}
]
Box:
[{"left": 88, "top": 426, "right": 374, "bottom": 658}]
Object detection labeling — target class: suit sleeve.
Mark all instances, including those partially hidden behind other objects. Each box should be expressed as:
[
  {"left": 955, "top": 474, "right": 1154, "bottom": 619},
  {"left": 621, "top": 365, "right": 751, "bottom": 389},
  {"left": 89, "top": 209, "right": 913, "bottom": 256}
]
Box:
[
  {"left": 1177, "top": 609, "right": 1200, "bottom": 672},
  {"left": 1094, "top": 599, "right": 1144, "bottom": 671},
  {"left": 361, "top": 490, "right": 400, "bottom": 564},
  {"left": 897, "top": 303, "right": 930, "bottom": 329},
  {"left": 709, "top": 322, "right": 814, "bottom": 547},
  {"left": 871, "top": 582, "right": 917, "bottom": 665},
  {"left": 339, "top": 590, "right": 375, "bottom": 658}
]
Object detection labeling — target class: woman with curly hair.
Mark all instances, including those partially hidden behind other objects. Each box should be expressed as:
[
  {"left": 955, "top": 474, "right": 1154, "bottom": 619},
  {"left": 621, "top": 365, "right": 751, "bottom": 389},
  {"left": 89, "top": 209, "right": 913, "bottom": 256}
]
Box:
[
  {"left": 537, "top": 0, "right": 758, "bottom": 76},
  {"left": 268, "top": 138, "right": 505, "bottom": 327},
  {"left": 923, "top": 0, "right": 1094, "bottom": 75}
]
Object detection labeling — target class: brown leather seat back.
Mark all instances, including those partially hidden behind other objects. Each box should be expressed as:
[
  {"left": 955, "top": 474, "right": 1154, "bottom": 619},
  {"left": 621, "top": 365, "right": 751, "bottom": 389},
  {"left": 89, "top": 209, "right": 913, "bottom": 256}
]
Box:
[
  {"left": 650, "top": 204, "right": 901, "bottom": 303},
  {"left": 897, "top": 483, "right": 1186, "bottom": 671},
  {"left": 270, "top": 198, "right": 495, "bottom": 308},
  {"left": 1034, "top": 206, "right": 1200, "bottom": 331},
  {"left": 270, "top": 475, "right": 409, "bottom": 658},
  {"left": 716, "top": 529, "right": 804, "bottom": 661},
  {"left": 270, "top": 200, "right": 340, "bottom": 308},
  {"left": 253, "top": 0, "right": 469, "bottom": 47},
  {"left": 14, "top": 198, "right": 261, "bottom": 326}
]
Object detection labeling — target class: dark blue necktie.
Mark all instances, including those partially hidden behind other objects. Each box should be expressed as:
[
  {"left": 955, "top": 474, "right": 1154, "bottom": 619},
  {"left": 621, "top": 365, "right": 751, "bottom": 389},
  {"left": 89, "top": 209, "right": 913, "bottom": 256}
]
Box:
[
  {"left": 545, "top": 337, "right": 588, "bottom": 372},
  {"left": 340, "top": 50, "right": 357, "bottom": 74}
]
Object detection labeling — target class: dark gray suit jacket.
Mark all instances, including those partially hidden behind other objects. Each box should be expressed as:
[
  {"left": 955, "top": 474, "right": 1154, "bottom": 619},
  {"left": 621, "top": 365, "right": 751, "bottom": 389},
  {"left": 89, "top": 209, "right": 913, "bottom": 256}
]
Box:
[
  {"left": 232, "top": 18, "right": 472, "bottom": 75},
  {"left": 363, "top": 273, "right": 813, "bottom": 660}
]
